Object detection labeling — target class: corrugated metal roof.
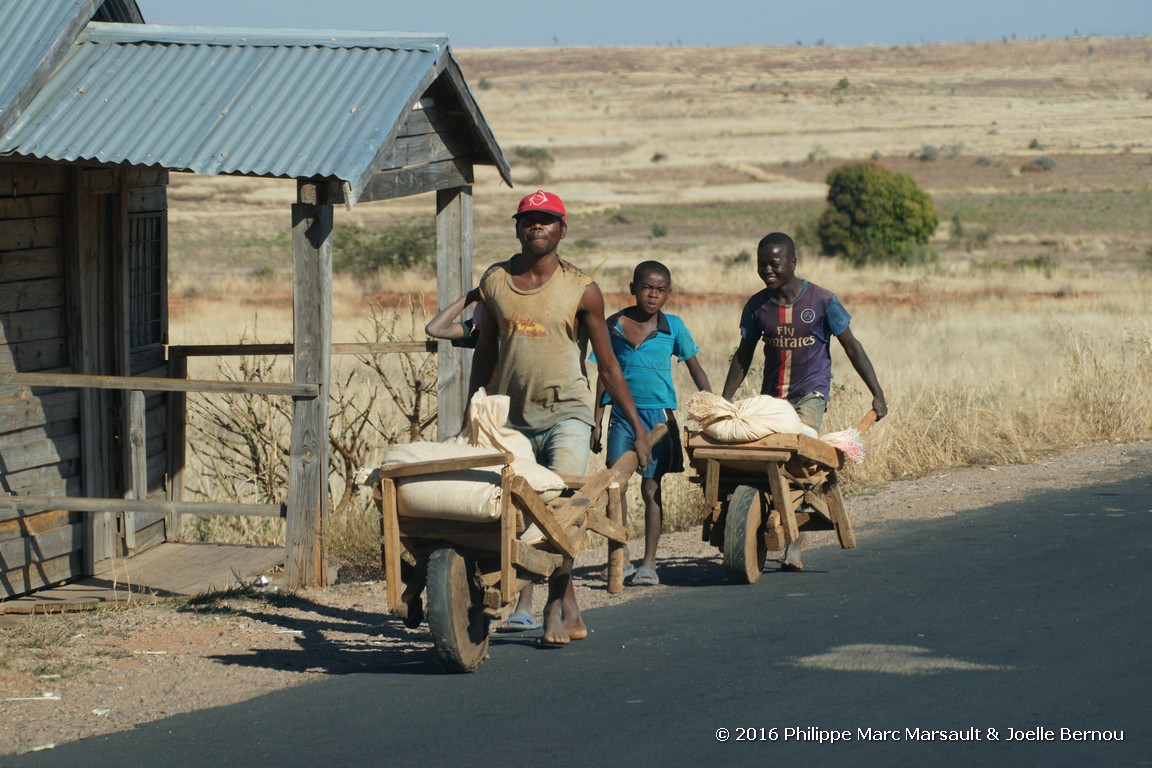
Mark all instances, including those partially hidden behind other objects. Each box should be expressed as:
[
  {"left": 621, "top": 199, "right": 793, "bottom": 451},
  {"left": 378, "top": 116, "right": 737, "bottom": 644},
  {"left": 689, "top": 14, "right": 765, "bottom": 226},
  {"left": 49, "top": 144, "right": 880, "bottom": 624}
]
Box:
[
  {"left": 0, "top": 21, "right": 509, "bottom": 203},
  {"left": 0, "top": 0, "right": 97, "bottom": 133}
]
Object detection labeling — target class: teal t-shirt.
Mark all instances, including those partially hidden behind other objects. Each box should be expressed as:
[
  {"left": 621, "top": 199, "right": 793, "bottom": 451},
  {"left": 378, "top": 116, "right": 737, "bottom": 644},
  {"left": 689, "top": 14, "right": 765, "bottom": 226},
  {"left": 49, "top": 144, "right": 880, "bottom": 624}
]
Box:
[{"left": 592, "top": 310, "right": 699, "bottom": 409}]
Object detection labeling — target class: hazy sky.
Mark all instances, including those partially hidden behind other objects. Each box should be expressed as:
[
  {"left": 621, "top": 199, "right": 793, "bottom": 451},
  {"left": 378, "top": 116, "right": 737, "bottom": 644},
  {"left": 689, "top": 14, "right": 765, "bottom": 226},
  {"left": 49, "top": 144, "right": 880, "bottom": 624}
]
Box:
[{"left": 138, "top": 0, "right": 1150, "bottom": 48}]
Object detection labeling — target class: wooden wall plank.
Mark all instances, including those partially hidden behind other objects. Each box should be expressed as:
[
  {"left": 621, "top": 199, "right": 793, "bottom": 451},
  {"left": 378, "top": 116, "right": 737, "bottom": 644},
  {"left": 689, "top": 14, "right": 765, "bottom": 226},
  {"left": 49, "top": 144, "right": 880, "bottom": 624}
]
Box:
[
  {"left": 0, "top": 308, "right": 66, "bottom": 343},
  {"left": 377, "top": 128, "right": 474, "bottom": 172},
  {"left": 0, "top": 523, "right": 82, "bottom": 565},
  {"left": 0, "top": 509, "right": 78, "bottom": 541},
  {"left": 0, "top": 466, "right": 80, "bottom": 500},
  {"left": 0, "top": 248, "right": 64, "bottom": 280},
  {"left": 0, "top": 551, "right": 81, "bottom": 598},
  {"left": 0, "top": 165, "right": 68, "bottom": 196},
  {"left": 0, "top": 194, "right": 62, "bottom": 220},
  {"left": 130, "top": 515, "right": 166, "bottom": 554},
  {"left": 357, "top": 158, "right": 474, "bottom": 203},
  {"left": 0, "top": 217, "right": 64, "bottom": 250},
  {"left": 127, "top": 185, "right": 166, "bottom": 214},
  {"left": 0, "top": 423, "right": 81, "bottom": 473},
  {"left": 0, "top": 389, "right": 78, "bottom": 432},
  {"left": 0, "top": 277, "right": 64, "bottom": 314},
  {"left": 0, "top": 338, "right": 67, "bottom": 371}
]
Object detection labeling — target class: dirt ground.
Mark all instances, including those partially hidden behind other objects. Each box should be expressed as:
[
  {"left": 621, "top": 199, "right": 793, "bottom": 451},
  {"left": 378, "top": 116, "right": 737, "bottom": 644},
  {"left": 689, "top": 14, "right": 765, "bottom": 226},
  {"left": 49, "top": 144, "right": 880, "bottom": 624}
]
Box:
[{"left": 2, "top": 439, "right": 1149, "bottom": 756}]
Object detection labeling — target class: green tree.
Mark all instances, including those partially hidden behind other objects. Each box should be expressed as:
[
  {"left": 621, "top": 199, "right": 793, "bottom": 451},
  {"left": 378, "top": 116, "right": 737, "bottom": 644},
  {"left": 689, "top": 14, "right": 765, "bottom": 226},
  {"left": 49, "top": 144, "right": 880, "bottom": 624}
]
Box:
[{"left": 817, "top": 162, "right": 938, "bottom": 265}]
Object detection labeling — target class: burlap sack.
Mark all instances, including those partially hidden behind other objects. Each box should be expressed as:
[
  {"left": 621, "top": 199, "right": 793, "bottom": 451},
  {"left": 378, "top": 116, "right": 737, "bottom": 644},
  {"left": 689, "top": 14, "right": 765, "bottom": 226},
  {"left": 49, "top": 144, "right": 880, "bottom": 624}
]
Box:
[
  {"left": 382, "top": 441, "right": 505, "bottom": 522},
  {"left": 686, "top": 391, "right": 806, "bottom": 443},
  {"left": 453, "top": 389, "right": 566, "bottom": 502}
]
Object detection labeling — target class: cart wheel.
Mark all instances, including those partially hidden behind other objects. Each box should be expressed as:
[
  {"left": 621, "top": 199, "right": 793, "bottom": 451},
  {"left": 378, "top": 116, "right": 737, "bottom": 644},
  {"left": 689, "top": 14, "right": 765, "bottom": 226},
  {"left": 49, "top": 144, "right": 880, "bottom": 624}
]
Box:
[
  {"left": 426, "top": 546, "right": 490, "bottom": 673},
  {"left": 724, "top": 485, "right": 767, "bottom": 584}
]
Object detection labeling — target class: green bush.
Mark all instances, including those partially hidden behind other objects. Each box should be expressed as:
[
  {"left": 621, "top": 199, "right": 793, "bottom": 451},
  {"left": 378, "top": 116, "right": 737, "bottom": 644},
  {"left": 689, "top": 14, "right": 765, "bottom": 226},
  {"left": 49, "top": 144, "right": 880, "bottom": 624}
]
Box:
[
  {"left": 331, "top": 220, "right": 436, "bottom": 276},
  {"left": 816, "top": 162, "right": 938, "bottom": 265}
]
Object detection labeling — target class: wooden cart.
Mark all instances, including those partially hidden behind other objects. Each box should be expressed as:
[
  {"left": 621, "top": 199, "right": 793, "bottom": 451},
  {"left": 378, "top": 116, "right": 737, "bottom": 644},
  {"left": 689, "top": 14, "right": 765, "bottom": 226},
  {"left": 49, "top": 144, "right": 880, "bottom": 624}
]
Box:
[
  {"left": 365, "top": 424, "right": 665, "bottom": 672},
  {"left": 686, "top": 412, "right": 875, "bottom": 584}
]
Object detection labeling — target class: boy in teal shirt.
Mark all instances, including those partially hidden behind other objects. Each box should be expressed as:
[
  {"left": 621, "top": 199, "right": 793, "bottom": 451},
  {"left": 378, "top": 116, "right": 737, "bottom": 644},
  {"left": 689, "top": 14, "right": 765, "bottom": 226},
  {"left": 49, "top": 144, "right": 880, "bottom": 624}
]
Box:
[{"left": 592, "top": 261, "right": 712, "bottom": 585}]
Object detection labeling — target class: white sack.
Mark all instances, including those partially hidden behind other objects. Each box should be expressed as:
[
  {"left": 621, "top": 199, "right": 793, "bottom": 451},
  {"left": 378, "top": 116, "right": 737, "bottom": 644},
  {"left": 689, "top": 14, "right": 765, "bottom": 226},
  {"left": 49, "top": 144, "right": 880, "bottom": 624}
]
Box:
[{"left": 686, "top": 391, "right": 807, "bottom": 443}]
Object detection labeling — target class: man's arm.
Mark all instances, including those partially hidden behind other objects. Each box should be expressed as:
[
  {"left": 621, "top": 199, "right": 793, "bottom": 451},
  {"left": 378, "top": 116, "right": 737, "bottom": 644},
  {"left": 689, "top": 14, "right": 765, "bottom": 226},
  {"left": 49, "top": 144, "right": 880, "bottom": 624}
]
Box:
[
  {"left": 722, "top": 336, "right": 759, "bottom": 400},
  {"left": 591, "top": 374, "right": 608, "bottom": 453},
  {"left": 683, "top": 355, "right": 712, "bottom": 394},
  {"left": 425, "top": 288, "right": 478, "bottom": 340},
  {"left": 836, "top": 326, "right": 888, "bottom": 419},
  {"left": 579, "top": 282, "right": 652, "bottom": 468}
]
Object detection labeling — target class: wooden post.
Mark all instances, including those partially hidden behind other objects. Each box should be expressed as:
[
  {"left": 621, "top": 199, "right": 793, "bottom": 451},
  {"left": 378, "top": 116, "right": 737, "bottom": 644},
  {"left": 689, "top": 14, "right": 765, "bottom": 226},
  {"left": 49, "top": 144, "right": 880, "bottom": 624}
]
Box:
[
  {"left": 285, "top": 182, "right": 333, "bottom": 589},
  {"left": 434, "top": 186, "right": 473, "bottom": 439},
  {"left": 607, "top": 482, "right": 625, "bottom": 594},
  {"left": 380, "top": 477, "right": 402, "bottom": 613},
  {"left": 123, "top": 390, "right": 148, "bottom": 551},
  {"left": 166, "top": 350, "right": 187, "bottom": 540},
  {"left": 66, "top": 169, "right": 115, "bottom": 574},
  {"left": 499, "top": 465, "right": 516, "bottom": 605}
]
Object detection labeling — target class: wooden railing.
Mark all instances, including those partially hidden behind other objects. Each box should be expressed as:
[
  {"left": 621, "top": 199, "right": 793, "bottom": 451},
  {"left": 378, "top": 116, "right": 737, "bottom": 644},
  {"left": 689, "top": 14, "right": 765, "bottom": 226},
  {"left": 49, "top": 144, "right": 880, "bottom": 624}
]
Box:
[{"left": 0, "top": 339, "right": 438, "bottom": 522}]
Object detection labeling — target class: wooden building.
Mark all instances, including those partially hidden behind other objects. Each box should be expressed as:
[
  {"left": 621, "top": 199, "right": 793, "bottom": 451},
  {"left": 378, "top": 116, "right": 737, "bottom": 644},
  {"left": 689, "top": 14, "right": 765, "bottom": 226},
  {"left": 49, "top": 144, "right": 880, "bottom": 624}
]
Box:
[{"left": 0, "top": 0, "right": 510, "bottom": 601}]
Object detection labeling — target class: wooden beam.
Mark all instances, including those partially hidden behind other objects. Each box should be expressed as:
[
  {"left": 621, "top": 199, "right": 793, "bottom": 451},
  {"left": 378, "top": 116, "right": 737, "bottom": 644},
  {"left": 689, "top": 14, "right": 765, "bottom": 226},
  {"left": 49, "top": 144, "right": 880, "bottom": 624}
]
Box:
[
  {"left": 284, "top": 188, "right": 333, "bottom": 589},
  {"left": 356, "top": 159, "right": 474, "bottom": 204},
  {"left": 375, "top": 451, "right": 512, "bottom": 479},
  {"left": 0, "top": 497, "right": 284, "bottom": 519},
  {"left": 435, "top": 185, "right": 473, "bottom": 439},
  {"left": 169, "top": 341, "right": 436, "bottom": 358},
  {"left": 0, "top": 371, "right": 317, "bottom": 397}
]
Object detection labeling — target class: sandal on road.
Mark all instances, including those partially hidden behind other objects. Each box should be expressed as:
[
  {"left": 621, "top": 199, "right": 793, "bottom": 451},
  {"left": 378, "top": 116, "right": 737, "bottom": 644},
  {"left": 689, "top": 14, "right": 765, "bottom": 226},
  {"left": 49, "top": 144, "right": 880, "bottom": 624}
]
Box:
[
  {"left": 629, "top": 566, "right": 660, "bottom": 586},
  {"left": 494, "top": 611, "right": 541, "bottom": 633},
  {"left": 595, "top": 562, "right": 636, "bottom": 580}
]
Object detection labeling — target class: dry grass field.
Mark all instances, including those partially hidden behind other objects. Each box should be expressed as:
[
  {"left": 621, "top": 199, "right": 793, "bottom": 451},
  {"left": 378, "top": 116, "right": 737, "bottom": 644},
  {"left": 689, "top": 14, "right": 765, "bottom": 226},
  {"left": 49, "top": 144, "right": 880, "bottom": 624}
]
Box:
[{"left": 166, "top": 36, "right": 1152, "bottom": 557}]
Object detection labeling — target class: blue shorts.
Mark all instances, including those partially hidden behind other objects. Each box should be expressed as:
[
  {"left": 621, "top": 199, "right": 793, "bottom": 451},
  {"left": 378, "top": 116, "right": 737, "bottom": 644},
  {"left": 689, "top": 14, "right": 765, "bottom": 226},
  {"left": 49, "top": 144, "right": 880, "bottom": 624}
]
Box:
[
  {"left": 605, "top": 408, "right": 681, "bottom": 479},
  {"left": 523, "top": 419, "right": 592, "bottom": 475}
]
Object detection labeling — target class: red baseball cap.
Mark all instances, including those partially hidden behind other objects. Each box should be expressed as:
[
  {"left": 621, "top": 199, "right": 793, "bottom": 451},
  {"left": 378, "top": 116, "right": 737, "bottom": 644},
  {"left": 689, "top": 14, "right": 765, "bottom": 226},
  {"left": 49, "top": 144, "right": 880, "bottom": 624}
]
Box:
[{"left": 513, "top": 190, "right": 566, "bottom": 222}]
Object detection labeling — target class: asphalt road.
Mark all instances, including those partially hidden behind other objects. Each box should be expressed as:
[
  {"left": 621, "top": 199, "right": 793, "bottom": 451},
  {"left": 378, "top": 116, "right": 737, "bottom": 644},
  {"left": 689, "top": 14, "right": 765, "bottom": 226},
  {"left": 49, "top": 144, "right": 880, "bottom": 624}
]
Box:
[{"left": 10, "top": 473, "right": 1150, "bottom": 768}]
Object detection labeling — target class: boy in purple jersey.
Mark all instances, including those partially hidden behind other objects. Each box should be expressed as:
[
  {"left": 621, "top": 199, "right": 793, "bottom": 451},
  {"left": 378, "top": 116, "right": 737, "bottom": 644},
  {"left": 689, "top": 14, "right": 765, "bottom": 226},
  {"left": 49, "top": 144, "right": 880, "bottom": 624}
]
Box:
[{"left": 722, "top": 232, "right": 887, "bottom": 570}]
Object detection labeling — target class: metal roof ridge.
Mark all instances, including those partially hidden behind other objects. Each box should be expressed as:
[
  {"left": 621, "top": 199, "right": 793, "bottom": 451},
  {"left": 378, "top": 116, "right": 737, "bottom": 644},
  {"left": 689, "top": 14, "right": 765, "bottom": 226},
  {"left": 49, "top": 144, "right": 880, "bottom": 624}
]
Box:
[{"left": 80, "top": 22, "right": 450, "bottom": 51}]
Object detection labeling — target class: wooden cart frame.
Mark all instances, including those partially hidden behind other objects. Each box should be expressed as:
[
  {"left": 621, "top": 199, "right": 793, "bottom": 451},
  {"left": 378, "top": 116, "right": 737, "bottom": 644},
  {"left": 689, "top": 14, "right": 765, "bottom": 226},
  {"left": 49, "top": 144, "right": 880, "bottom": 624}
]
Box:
[
  {"left": 365, "top": 426, "right": 664, "bottom": 672},
  {"left": 687, "top": 413, "right": 874, "bottom": 584}
]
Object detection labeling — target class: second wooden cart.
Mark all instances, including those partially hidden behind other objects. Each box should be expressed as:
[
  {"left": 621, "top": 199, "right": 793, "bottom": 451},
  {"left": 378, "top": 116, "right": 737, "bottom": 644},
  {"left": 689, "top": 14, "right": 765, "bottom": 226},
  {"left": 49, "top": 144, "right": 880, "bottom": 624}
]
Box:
[{"left": 686, "top": 412, "right": 874, "bottom": 584}]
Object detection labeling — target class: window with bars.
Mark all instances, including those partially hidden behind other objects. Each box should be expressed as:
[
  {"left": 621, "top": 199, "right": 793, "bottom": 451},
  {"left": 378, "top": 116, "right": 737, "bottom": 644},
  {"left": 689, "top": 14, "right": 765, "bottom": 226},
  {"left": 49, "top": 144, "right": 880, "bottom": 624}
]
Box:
[{"left": 128, "top": 213, "right": 165, "bottom": 349}]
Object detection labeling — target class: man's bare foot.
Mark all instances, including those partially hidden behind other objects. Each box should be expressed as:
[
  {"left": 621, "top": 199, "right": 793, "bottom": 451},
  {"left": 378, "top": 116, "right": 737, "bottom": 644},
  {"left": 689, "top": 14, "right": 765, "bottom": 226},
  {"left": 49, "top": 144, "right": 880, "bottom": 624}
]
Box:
[
  {"left": 565, "top": 614, "right": 588, "bottom": 641},
  {"left": 541, "top": 603, "right": 570, "bottom": 645},
  {"left": 781, "top": 532, "right": 807, "bottom": 571}
]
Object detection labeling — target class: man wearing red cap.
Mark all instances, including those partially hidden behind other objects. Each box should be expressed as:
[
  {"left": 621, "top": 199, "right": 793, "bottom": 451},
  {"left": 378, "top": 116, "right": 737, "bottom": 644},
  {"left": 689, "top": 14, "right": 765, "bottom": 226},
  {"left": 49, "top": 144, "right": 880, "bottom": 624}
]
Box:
[{"left": 469, "top": 190, "right": 652, "bottom": 645}]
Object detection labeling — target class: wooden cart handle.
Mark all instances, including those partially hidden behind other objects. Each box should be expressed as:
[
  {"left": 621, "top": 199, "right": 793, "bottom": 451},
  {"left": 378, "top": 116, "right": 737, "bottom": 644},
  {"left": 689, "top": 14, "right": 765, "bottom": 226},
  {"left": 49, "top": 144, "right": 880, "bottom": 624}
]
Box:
[{"left": 856, "top": 409, "right": 878, "bottom": 435}]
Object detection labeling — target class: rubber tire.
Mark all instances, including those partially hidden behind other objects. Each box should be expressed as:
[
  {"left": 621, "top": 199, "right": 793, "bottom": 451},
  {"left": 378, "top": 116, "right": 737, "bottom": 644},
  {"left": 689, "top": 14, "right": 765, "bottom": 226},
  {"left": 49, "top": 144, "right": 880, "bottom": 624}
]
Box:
[
  {"left": 426, "top": 546, "right": 490, "bottom": 673},
  {"left": 723, "top": 485, "right": 767, "bottom": 584}
]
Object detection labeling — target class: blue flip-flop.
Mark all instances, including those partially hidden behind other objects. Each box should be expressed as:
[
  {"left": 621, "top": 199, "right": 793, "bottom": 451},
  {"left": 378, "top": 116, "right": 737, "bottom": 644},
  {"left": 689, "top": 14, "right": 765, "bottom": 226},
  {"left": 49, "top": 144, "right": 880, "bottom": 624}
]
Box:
[
  {"left": 629, "top": 566, "right": 660, "bottom": 586},
  {"left": 494, "top": 611, "right": 542, "bottom": 633}
]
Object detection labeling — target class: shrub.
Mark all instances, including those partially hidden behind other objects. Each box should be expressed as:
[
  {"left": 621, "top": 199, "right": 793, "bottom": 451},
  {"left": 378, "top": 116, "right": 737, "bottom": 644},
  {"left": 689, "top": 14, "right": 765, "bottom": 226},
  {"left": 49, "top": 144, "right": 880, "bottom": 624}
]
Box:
[
  {"left": 816, "top": 162, "right": 938, "bottom": 266},
  {"left": 1021, "top": 156, "right": 1057, "bottom": 173},
  {"left": 915, "top": 145, "right": 940, "bottom": 162},
  {"left": 331, "top": 221, "right": 436, "bottom": 277},
  {"left": 651, "top": 223, "right": 668, "bottom": 238},
  {"left": 514, "top": 146, "right": 555, "bottom": 182}
]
